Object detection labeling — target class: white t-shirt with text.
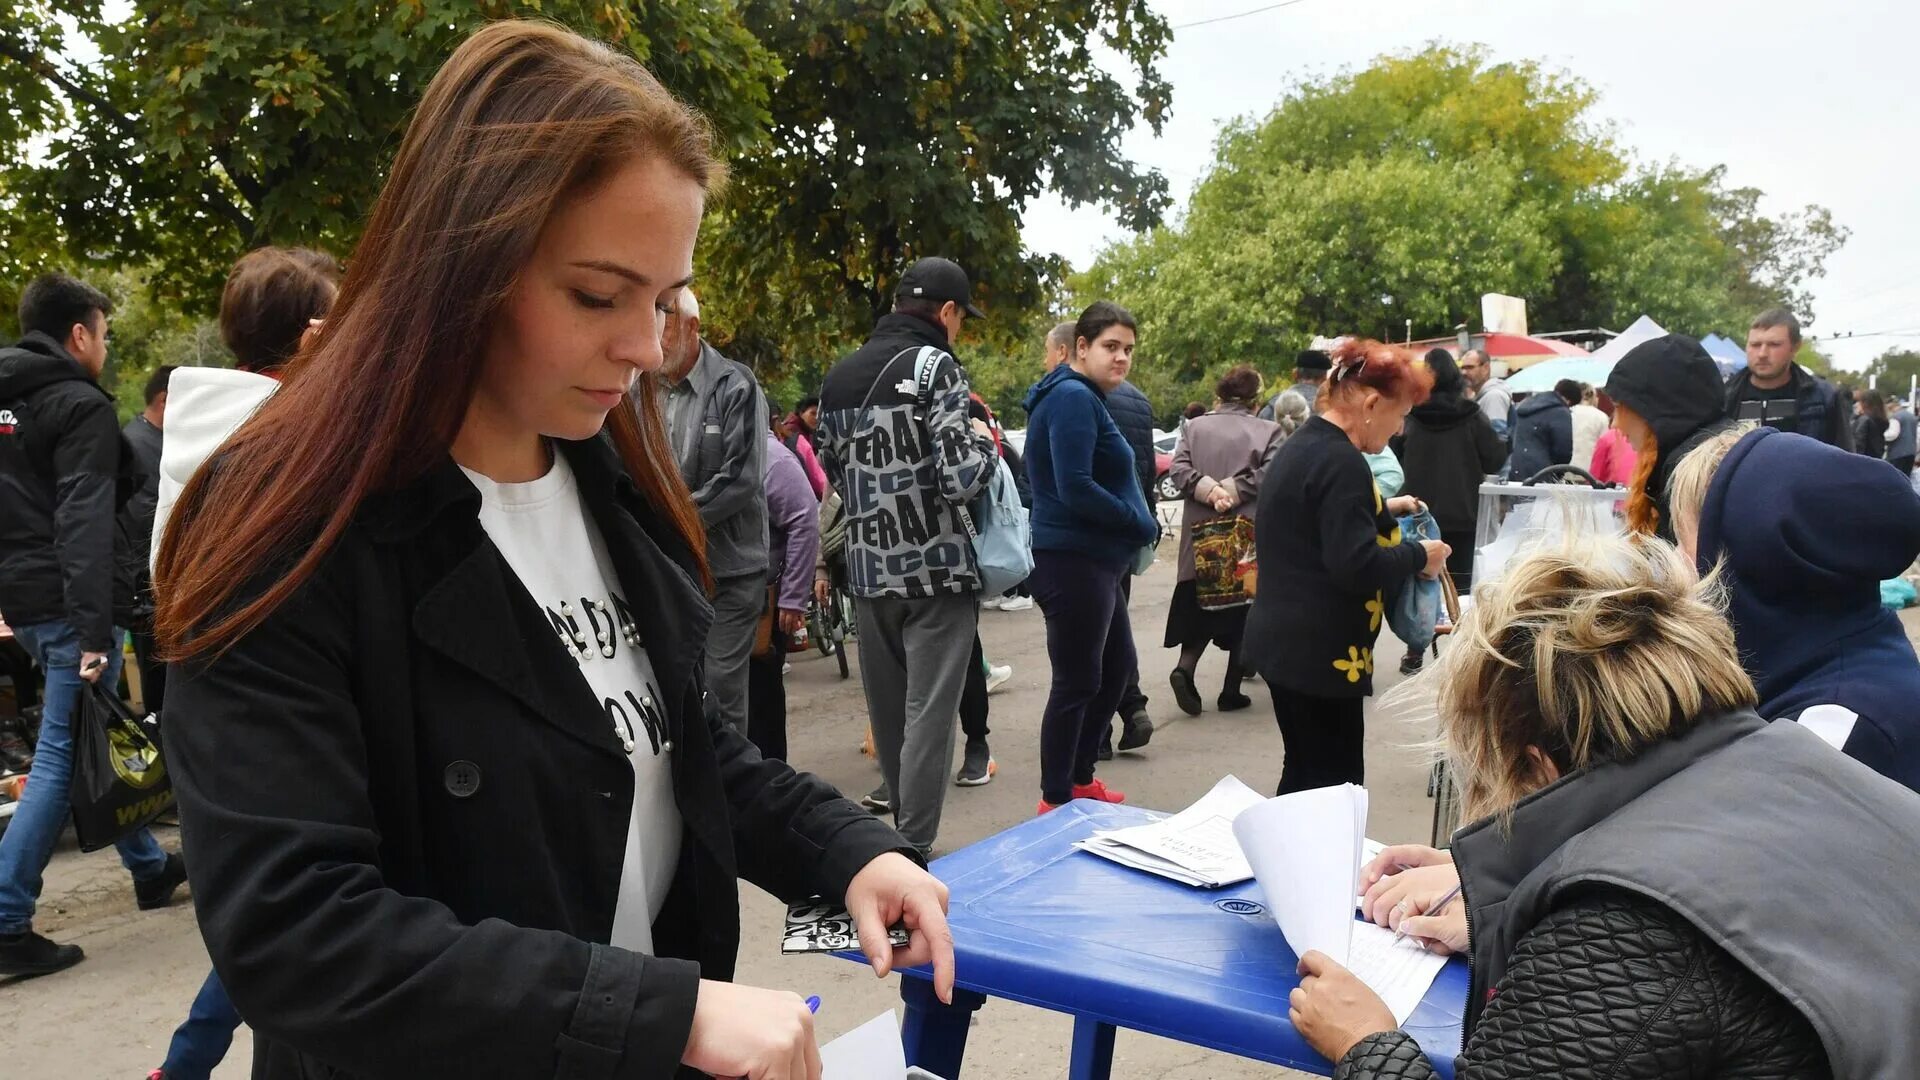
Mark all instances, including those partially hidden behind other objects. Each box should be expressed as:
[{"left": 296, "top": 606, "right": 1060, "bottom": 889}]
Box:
[{"left": 461, "top": 451, "right": 681, "bottom": 954}]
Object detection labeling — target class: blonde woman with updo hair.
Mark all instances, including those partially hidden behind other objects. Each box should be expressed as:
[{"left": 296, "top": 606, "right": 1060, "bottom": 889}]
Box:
[{"left": 1291, "top": 533, "right": 1920, "bottom": 1080}]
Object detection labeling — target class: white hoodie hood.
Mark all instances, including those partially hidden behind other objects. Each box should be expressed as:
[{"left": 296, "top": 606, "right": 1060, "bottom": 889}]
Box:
[{"left": 151, "top": 366, "right": 280, "bottom": 571}]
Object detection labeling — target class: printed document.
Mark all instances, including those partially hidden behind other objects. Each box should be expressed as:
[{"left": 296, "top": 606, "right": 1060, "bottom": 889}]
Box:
[{"left": 1073, "top": 775, "right": 1265, "bottom": 887}]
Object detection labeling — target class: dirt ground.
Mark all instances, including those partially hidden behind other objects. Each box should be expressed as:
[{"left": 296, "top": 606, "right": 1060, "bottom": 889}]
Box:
[{"left": 13, "top": 530, "right": 1891, "bottom": 1078}]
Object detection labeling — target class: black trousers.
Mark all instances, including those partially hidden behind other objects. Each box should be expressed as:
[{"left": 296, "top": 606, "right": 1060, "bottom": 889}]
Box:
[
  {"left": 130, "top": 617, "right": 167, "bottom": 714},
  {"left": 746, "top": 631, "right": 788, "bottom": 762},
  {"left": 958, "top": 633, "right": 989, "bottom": 744},
  {"left": 1266, "top": 680, "right": 1365, "bottom": 795},
  {"left": 1113, "top": 574, "right": 1148, "bottom": 720},
  {"left": 1031, "top": 552, "right": 1134, "bottom": 804},
  {"left": 1892, "top": 455, "right": 1914, "bottom": 478}
]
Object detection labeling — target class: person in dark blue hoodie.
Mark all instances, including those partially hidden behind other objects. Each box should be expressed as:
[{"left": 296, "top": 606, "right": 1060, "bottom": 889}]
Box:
[
  {"left": 1506, "top": 380, "right": 1574, "bottom": 481},
  {"left": 1023, "top": 301, "right": 1159, "bottom": 813},
  {"left": 1671, "top": 424, "right": 1920, "bottom": 791}
]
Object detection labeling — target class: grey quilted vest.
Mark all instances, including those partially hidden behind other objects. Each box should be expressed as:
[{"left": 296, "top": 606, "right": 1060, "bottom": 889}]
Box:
[{"left": 1452, "top": 711, "right": 1920, "bottom": 1079}]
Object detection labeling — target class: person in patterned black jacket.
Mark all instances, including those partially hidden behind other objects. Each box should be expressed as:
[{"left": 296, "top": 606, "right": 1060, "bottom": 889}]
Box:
[
  {"left": 816, "top": 256, "right": 999, "bottom": 856},
  {"left": 1294, "top": 532, "right": 1920, "bottom": 1080}
]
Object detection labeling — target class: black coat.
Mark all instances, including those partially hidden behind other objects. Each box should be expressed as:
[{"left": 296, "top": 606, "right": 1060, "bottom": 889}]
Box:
[
  {"left": 1333, "top": 890, "right": 1830, "bottom": 1080},
  {"left": 0, "top": 332, "right": 135, "bottom": 650},
  {"left": 1506, "top": 394, "right": 1572, "bottom": 481},
  {"left": 1391, "top": 394, "right": 1506, "bottom": 536},
  {"left": 119, "top": 413, "right": 163, "bottom": 615},
  {"left": 1241, "top": 417, "right": 1425, "bottom": 698},
  {"left": 166, "top": 434, "right": 915, "bottom": 1079},
  {"left": 1724, "top": 363, "right": 1853, "bottom": 452}
]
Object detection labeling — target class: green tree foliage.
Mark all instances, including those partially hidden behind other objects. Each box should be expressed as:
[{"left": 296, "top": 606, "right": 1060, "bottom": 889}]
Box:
[
  {"left": 700, "top": 0, "right": 1171, "bottom": 380},
  {"left": 1080, "top": 44, "right": 1849, "bottom": 416},
  {"left": 1865, "top": 348, "right": 1920, "bottom": 397},
  {"left": 0, "top": 0, "right": 780, "bottom": 308}
]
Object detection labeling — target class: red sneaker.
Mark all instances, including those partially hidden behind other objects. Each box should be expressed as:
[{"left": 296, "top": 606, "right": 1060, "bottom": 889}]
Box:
[
  {"left": 1038, "top": 798, "right": 1063, "bottom": 815},
  {"left": 1071, "top": 779, "right": 1125, "bottom": 803}
]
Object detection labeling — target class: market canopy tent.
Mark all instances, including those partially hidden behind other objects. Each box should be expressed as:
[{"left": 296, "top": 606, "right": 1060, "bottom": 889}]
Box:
[
  {"left": 1408, "top": 332, "right": 1589, "bottom": 371},
  {"left": 1507, "top": 316, "right": 1668, "bottom": 392}
]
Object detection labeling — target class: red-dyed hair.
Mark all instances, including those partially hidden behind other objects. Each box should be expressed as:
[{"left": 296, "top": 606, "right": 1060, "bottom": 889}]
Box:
[{"left": 1322, "top": 338, "right": 1435, "bottom": 407}]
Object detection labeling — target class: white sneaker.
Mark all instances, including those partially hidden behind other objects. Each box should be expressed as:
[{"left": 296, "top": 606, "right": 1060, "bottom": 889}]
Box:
[
  {"left": 985, "top": 664, "right": 1012, "bottom": 694},
  {"left": 997, "top": 595, "right": 1035, "bottom": 612},
  {"left": 979, "top": 595, "right": 1004, "bottom": 610}
]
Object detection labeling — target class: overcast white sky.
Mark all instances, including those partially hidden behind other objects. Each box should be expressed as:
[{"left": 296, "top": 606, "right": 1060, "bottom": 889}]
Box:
[{"left": 1020, "top": 0, "right": 1918, "bottom": 371}]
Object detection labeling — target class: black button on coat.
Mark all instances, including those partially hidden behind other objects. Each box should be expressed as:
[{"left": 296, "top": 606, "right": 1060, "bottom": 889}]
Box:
[{"left": 165, "top": 434, "right": 916, "bottom": 1079}]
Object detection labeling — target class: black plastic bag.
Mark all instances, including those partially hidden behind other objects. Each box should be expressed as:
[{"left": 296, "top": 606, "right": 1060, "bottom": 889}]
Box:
[{"left": 70, "top": 682, "right": 173, "bottom": 851}]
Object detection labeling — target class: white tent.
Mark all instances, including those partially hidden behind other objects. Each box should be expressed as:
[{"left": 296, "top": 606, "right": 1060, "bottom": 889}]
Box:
[{"left": 1506, "top": 316, "right": 1667, "bottom": 393}]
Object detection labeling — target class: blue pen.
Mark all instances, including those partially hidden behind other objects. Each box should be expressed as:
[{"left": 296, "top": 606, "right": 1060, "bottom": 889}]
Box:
[{"left": 805, "top": 995, "right": 821, "bottom": 1014}]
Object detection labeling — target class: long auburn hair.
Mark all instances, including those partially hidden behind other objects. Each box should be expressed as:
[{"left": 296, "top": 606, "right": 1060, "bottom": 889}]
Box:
[{"left": 156, "top": 20, "right": 722, "bottom": 661}]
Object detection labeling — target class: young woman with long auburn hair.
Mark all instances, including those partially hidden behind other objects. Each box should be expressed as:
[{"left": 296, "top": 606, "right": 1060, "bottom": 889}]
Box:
[{"left": 155, "top": 21, "right": 950, "bottom": 1080}]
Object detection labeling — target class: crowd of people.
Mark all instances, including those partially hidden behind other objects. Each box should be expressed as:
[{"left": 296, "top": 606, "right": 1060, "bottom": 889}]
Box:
[{"left": 0, "top": 17, "right": 1916, "bottom": 1080}]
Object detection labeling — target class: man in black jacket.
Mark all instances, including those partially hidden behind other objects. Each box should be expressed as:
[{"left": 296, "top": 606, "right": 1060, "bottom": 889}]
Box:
[
  {"left": 121, "top": 364, "right": 173, "bottom": 713},
  {"left": 1097, "top": 373, "right": 1158, "bottom": 757},
  {"left": 0, "top": 273, "right": 186, "bottom": 977},
  {"left": 1725, "top": 307, "right": 1852, "bottom": 450}
]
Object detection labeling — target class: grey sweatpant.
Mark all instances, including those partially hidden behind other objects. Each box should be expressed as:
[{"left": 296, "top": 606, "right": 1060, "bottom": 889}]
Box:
[
  {"left": 707, "top": 571, "right": 766, "bottom": 732},
  {"left": 854, "top": 592, "right": 978, "bottom": 853}
]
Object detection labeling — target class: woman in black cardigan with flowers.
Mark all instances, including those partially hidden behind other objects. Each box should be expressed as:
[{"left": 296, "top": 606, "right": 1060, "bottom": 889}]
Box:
[{"left": 1241, "top": 340, "right": 1448, "bottom": 793}]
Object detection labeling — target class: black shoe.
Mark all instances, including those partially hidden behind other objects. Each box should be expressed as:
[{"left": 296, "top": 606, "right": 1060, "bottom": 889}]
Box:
[
  {"left": 0, "top": 716, "right": 31, "bottom": 774},
  {"left": 1399, "top": 653, "right": 1424, "bottom": 676},
  {"left": 1096, "top": 740, "right": 1113, "bottom": 761},
  {"left": 859, "top": 782, "right": 893, "bottom": 814},
  {"left": 1169, "top": 668, "right": 1203, "bottom": 717},
  {"left": 1117, "top": 712, "right": 1154, "bottom": 752},
  {"left": 0, "top": 929, "right": 84, "bottom": 977},
  {"left": 955, "top": 742, "right": 997, "bottom": 787},
  {"left": 134, "top": 852, "right": 188, "bottom": 911},
  {"left": 1217, "top": 690, "right": 1253, "bottom": 712}
]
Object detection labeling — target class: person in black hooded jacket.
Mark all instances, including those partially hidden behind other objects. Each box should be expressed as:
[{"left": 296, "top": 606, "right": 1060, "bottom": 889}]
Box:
[
  {"left": 1601, "top": 334, "right": 1737, "bottom": 542},
  {"left": 1390, "top": 349, "right": 1507, "bottom": 592}
]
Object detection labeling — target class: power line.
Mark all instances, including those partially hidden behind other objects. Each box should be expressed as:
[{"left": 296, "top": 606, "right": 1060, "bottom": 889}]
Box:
[{"left": 1172, "top": 0, "right": 1316, "bottom": 31}]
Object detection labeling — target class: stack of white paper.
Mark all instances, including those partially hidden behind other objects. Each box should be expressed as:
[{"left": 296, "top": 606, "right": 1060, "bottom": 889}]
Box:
[
  {"left": 1073, "top": 775, "right": 1266, "bottom": 887},
  {"left": 1232, "top": 783, "right": 1447, "bottom": 1023}
]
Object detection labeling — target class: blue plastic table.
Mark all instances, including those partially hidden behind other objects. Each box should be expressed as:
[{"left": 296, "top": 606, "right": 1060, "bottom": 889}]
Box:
[{"left": 839, "top": 801, "right": 1467, "bottom": 1080}]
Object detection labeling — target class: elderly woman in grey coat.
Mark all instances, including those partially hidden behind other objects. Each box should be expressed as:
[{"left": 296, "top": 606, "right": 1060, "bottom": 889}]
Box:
[{"left": 1165, "top": 365, "right": 1286, "bottom": 715}]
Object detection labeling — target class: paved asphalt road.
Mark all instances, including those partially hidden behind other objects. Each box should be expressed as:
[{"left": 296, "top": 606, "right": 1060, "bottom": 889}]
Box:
[{"left": 14, "top": 526, "right": 1846, "bottom": 1078}]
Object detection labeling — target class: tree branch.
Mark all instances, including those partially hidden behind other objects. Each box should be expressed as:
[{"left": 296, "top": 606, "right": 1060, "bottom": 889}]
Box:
[
  {"left": 0, "top": 37, "right": 140, "bottom": 139},
  {"left": 0, "top": 36, "right": 258, "bottom": 240}
]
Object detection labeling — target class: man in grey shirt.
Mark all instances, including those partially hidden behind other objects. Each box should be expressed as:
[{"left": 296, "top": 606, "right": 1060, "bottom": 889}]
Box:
[
  {"left": 658, "top": 288, "right": 768, "bottom": 732},
  {"left": 1459, "top": 347, "right": 1513, "bottom": 438}
]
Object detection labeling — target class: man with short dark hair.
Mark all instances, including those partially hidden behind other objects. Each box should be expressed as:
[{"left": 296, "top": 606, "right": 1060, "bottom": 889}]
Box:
[
  {"left": 0, "top": 273, "right": 186, "bottom": 977},
  {"left": 121, "top": 364, "right": 175, "bottom": 711},
  {"left": 1725, "top": 307, "right": 1852, "bottom": 450},
  {"left": 657, "top": 287, "right": 768, "bottom": 735},
  {"left": 1259, "top": 349, "right": 1331, "bottom": 420},
  {"left": 816, "top": 257, "right": 998, "bottom": 856}
]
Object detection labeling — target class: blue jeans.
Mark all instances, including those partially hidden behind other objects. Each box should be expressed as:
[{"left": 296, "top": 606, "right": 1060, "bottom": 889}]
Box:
[
  {"left": 163, "top": 968, "right": 242, "bottom": 1079},
  {"left": 0, "top": 620, "right": 168, "bottom": 935}
]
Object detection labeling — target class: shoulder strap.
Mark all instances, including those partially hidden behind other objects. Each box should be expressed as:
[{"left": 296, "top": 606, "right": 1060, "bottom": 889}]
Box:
[
  {"left": 912, "top": 347, "right": 945, "bottom": 409},
  {"left": 857, "top": 346, "right": 924, "bottom": 419}
]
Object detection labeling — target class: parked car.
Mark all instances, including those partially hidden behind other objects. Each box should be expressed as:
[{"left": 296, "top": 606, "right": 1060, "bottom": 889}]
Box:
[{"left": 1153, "top": 429, "right": 1179, "bottom": 501}]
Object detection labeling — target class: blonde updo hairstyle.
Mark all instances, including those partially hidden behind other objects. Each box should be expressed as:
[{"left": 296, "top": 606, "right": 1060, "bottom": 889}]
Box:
[{"left": 1433, "top": 532, "right": 1757, "bottom": 823}]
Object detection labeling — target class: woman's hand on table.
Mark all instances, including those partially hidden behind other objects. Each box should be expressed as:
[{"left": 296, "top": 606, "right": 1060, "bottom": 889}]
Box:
[
  {"left": 845, "top": 852, "right": 956, "bottom": 1003},
  {"left": 1291, "top": 951, "right": 1398, "bottom": 1063}
]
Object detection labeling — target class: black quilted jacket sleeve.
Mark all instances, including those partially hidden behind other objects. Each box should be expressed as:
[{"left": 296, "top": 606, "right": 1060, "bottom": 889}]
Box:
[{"left": 1333, "top": 890, "right": 1832, "bottom": 1080}]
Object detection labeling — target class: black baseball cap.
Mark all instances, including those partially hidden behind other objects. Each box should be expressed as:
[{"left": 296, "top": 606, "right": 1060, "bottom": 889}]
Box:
[{"left": 896, "top": 257, "right": 985, "bottom": 319}]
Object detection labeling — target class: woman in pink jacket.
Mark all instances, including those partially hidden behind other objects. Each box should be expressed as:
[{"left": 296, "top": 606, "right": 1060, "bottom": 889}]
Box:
[{"left": 1590, "top": 412, "right": 1639, "bottom": 486}]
